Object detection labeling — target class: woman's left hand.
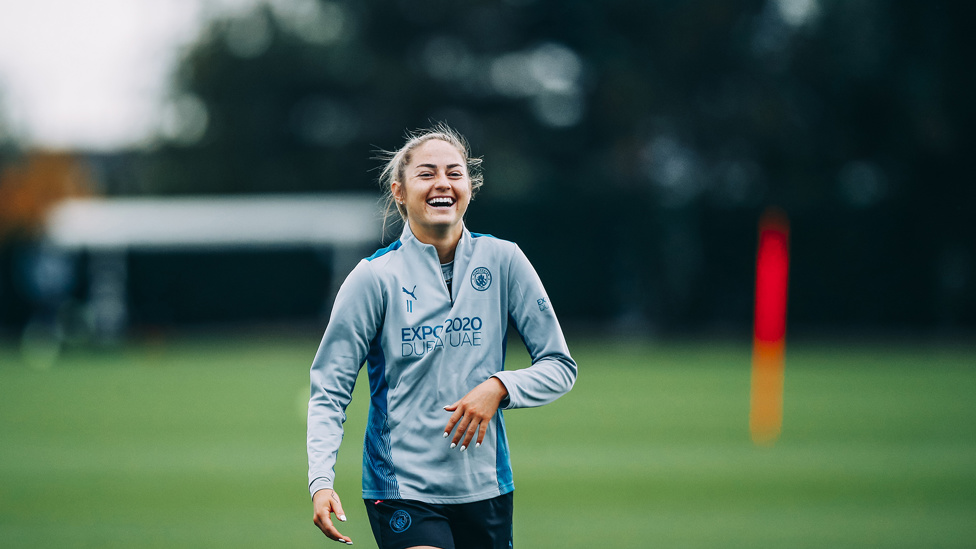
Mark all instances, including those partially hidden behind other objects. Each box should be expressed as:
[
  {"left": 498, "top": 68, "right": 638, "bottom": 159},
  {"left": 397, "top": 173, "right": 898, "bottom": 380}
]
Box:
[{"left": 443, "top": 377, "right": 509, "bottom": 451}]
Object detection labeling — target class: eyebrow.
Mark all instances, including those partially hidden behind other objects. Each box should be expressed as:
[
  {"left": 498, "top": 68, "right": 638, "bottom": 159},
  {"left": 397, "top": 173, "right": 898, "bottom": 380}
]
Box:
[{"left": 415, "top": 163, "right": 464, "bottom": 170}]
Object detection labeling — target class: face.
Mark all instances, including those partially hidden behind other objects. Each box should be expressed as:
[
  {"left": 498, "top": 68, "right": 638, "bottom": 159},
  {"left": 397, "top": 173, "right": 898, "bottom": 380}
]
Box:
[{"left": 392, "top": 138, "right": 472, "bottom": 239}]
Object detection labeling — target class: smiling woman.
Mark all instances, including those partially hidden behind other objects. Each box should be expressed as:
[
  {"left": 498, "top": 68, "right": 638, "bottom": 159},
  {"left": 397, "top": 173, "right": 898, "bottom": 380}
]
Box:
[
  {"left": 391, "top": 139, "right": 472, "bottom": 263},
  {"left": 306, "top": 123, "right": 578, "bottom": 548},
  {"left": 377, "top": 124, "right": 485, "bottom": 240}
]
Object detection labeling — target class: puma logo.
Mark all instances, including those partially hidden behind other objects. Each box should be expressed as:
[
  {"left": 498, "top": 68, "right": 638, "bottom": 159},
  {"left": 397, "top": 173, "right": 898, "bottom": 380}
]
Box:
[{"left": 402, "top": 285, "right": 417, "bottom": 300}]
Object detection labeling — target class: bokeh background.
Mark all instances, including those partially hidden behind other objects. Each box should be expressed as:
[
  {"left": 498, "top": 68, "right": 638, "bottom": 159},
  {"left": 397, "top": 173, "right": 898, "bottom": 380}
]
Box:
[{"left": 1, "top": 1, "right": 974, "bottom": 548}]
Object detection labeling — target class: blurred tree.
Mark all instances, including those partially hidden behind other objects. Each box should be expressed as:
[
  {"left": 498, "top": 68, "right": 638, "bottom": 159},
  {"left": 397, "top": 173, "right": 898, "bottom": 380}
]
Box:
[
  {"left": 0, "top": 153, "right": 94, "bottom": 241},
  {"left": 0, "top": 152, "right": 96, "bottom": 333},
  {"left": 126, "top": 0, "right": 974, "bottom": 333}
]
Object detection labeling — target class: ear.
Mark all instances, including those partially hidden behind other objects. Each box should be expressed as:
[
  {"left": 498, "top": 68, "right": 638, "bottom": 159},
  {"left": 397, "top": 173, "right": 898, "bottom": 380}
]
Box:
[{"left": 391, "top": 181, "right": 403, "bottom": 203}]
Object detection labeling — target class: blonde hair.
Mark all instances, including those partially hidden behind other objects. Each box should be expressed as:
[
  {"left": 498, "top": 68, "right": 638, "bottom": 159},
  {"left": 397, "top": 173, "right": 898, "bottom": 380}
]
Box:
[{"left": 376, "top": 122, "right": 483, "bottom": 234}]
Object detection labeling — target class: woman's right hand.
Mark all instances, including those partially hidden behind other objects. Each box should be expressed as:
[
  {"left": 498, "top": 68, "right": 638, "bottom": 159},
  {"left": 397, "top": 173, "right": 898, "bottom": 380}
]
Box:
[{"left": 312, "top": 488, "right": 353, "bottom": 545}]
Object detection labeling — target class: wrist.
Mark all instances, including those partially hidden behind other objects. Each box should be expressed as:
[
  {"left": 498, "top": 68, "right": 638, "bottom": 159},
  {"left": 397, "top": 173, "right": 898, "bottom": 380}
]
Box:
[
  {"left": 488, "top": 376, "right": 509, "bottom": 402},
  {"left": 312, "top": 488, "right": 334, "bottom": 503}
]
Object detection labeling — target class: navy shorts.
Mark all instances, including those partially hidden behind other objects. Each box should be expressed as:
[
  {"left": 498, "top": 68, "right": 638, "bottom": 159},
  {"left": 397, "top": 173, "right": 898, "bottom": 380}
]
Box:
[{"left": 365, "top": 492, "right": 513, "bottom": 549}]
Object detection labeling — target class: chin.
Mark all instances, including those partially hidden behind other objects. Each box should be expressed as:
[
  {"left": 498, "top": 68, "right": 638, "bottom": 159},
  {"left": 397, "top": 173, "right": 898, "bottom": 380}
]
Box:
[
  {"left": 416, "top": 215, "right": 462, "bottom": 232},
  {"left": 425, "top": 210, "right": 461, "bottom": 224}
]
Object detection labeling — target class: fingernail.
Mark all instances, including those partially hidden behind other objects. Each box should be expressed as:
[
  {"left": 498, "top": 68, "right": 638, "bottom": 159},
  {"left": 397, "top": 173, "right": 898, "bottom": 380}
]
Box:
[
  {"left": 443, "top": 432, "right": 449, "bottom": 438},
  {"left": 460, "top": 445, "right": 467, "bottom": 452},
  {"left": 450, "top": 442, "right": 457, "bottom": 449},
  {"left": 475, "top": 442, "right": 480, "bottom": 448},
  {"left": 339, "top": 514, "right": 347, "bottom": 522}
]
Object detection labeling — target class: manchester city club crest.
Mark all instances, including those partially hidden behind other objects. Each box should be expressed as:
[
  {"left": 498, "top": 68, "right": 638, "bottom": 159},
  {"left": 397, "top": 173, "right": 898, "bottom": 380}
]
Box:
[
  {"left": 390, "top": 509, "right": 412, "bottom": 533},
  {"left": 470, "top": 267, "right": 492, "bottom": 291}
]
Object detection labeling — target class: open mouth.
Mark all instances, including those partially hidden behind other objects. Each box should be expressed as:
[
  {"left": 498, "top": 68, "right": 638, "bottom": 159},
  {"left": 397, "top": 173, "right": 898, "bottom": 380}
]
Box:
[{"left": 426, "top": 197, "right": 456, "bottom": 208}]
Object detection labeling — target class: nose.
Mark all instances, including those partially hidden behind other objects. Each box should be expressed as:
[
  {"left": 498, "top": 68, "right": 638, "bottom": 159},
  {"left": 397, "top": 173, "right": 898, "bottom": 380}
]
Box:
[{"left": 433, "top": 170, "right": 451, "bottom": 188}]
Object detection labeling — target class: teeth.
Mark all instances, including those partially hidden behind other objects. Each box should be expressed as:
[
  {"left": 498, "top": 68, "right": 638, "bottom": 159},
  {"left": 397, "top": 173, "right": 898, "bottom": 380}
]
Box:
[{"left": 427, "top": 197, "right": 454, "bottom": 207}]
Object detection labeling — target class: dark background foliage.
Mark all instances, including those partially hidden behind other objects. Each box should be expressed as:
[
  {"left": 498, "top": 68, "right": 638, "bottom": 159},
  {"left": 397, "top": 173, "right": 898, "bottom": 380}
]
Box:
[{"left": 2, "top": 0, "right": 973, "bottom": 336}]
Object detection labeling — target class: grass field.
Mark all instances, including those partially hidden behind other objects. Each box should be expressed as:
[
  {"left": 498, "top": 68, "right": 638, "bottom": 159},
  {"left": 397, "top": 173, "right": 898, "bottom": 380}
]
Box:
[{"left": 1, "top": 334, "right": 975, "bottom": 548}]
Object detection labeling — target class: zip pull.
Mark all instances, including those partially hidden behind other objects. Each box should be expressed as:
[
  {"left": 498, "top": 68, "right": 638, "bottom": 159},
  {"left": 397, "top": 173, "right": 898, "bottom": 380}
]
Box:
[{"left": 440, "top": 260, "right": 455, "bottom": 304}]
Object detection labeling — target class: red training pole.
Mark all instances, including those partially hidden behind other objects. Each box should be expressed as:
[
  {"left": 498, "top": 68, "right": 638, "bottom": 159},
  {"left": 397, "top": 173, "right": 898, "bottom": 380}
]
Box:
[{"left": 749, "top": 207, "right": 790, "bottom": 445}]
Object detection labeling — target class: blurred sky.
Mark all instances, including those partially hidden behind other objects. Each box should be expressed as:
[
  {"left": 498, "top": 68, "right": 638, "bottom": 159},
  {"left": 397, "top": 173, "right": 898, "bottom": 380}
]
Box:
[{"left": 0, "top": 0, "right": 267, "bottom": 151}]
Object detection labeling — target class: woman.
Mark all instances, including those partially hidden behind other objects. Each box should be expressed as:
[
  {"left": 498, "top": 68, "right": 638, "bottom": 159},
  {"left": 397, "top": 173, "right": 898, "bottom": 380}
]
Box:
[{"left": 307, "top": 123, "right": 577, "bottom": 548}]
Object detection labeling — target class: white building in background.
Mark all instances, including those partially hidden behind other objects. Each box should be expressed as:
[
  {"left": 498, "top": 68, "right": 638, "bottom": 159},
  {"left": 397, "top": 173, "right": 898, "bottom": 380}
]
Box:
[{"left": 40, "top": 193, "right": 381, "bottom": 343}]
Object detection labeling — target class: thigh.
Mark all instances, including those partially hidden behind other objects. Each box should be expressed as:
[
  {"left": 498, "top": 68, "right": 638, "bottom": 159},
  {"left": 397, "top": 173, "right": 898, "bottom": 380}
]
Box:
[
  {"left": 365, "top": 499, "right": 455, "bottom": 549},
  {"left": 449, "top": 492, "right": 514, "bottom": 549}
]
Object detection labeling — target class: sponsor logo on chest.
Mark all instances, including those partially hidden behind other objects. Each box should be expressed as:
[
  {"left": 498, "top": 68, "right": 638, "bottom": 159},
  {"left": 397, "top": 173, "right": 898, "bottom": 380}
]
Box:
[{"left": 400, "top": 316, "right": 483, "bottom": 357}]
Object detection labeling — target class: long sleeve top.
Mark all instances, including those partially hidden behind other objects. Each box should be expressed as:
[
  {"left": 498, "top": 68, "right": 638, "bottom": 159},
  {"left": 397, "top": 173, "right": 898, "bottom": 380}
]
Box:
[{"left": 307, "top": 224, "right": 577, "bottom": 504}]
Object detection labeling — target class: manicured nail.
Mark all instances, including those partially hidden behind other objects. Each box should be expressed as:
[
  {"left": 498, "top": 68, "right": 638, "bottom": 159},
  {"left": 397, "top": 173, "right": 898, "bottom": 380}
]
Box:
[
  {"left": 460, "top": 445, "right": 467, "bottom": 452},
  {"left": 339, "top": 514, "right": 347, "bottom": 522},
  {"left": 450, "top": 442, "right": 457, "bottom": 449},
  {"left": 443, "top": 432, "right": 449, "bottom": 438},
  {"left": 475, "top": 442, "right": 480, "bottom": 449}
]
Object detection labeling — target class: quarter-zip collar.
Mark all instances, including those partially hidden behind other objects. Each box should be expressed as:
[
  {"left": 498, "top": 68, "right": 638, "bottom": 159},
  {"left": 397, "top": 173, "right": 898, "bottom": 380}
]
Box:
[{"left": 401, "top": 222, "right": 474, "bottom": 304}]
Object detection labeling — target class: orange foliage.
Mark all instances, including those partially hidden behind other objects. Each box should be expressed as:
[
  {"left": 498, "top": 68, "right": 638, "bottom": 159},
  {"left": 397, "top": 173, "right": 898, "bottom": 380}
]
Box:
[{"left": 0, "top": 152, "right": 94, "bottom": 241}]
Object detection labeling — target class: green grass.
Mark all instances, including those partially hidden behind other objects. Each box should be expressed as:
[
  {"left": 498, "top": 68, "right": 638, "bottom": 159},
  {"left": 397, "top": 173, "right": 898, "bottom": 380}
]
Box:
[{"left": 1, "top": 335, "right": 975, "bottom": 548}]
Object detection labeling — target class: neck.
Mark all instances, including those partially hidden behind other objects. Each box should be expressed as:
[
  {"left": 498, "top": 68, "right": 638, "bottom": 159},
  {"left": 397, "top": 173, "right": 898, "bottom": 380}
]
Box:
[{"left": 411, "top": 222, "right": 462, "bottom": 263}]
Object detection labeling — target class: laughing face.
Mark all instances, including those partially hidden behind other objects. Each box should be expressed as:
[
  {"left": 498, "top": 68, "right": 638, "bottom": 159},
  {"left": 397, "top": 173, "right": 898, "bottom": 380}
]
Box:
[{"left": 392, "top": 138, "right": 472, "bottom": 242}]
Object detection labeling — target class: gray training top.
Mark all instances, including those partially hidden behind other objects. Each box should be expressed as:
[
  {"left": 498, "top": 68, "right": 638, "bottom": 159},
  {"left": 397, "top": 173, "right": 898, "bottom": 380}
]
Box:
[{"left": 307, "top": 223, "right": 577, "bottom": 504}]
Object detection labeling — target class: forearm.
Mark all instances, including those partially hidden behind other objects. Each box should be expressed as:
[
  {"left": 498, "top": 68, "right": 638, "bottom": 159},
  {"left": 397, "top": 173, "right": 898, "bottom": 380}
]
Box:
[{"left": 492, "top": 352, "right": 576, "bottom": 409}]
